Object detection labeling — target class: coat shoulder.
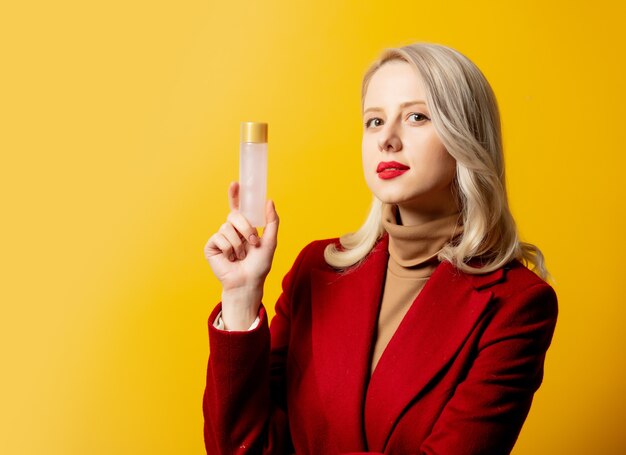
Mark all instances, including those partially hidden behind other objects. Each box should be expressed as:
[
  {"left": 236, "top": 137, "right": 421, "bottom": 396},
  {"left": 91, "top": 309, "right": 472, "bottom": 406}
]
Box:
[
  {"left": 457, "top": 258, "right": 552, "bottom": 293},
  {"left": 459, "top": 259, "right": 558, "bottom": 320},
  {"left": 294, "top": 234, "right": 389, "bottom": 273},
  {"left": 295, "top": 237, "right": 340, "bottom": 265},
  {"left": 496, "top": 259, "right": 555, "bottom": 299},
  {"left": 281, "top": 238, "right": 342, "bottom": 286}
]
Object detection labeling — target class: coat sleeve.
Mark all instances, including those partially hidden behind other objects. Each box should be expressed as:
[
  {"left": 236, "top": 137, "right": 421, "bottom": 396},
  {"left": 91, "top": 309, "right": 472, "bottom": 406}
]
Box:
[
  {"left": 202, "top": 242, "right": 313, "bottom": 455},
  {"left": 419, "top": 282, "right": 558, "bottom": 455}
]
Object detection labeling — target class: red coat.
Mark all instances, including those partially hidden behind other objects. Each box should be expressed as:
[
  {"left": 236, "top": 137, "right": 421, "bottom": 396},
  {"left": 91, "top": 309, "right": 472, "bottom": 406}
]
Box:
[{"left": 203, "top": 234, "right": 558, "bottom": 454}]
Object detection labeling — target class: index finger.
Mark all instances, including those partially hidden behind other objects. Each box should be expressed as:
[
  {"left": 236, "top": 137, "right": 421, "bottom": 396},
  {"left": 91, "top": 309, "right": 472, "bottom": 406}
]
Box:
[{"left": 228, "top": 181, "right": 240, "bottom": 211}]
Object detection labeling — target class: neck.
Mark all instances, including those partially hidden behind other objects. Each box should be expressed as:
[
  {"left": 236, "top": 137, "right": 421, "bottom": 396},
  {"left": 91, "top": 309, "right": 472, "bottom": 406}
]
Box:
[
  {"left": 394, "top": 186, "right": 461, "bottom": 226},
  {"left": 381, "top": 203, "right": 463, "bottom": 268},
  {"left": 396, "top": 201, "right": 460, "bottom": 226}
]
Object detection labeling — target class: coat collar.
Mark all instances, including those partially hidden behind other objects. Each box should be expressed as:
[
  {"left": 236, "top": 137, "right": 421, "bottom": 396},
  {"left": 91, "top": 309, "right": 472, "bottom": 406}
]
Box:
[{"left": 309, "top": 233, "right": 508, "bottom": 452}]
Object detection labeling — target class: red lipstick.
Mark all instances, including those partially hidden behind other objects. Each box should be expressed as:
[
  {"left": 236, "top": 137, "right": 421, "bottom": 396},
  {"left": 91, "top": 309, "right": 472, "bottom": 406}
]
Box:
[{"left": 376, "top": 161, "right": 410, "bottom": 180}]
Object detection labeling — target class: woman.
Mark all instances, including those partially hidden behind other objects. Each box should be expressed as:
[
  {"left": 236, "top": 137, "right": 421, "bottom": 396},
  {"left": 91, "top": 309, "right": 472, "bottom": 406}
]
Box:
[{"left": 203, "top": 42, "right": 558, "bottom": 455}]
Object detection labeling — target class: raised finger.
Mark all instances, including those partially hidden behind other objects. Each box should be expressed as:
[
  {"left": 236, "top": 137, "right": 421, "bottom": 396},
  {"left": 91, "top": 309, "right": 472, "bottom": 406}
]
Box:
[
  {"left": 219, "top": 222, "right": 246, "bottom": 260},
  {"left": 228, "top": 181, "right": 240, "bottom": 212},
  {"left": 227, "top": 210, "right": 260, "bottom": 246}
]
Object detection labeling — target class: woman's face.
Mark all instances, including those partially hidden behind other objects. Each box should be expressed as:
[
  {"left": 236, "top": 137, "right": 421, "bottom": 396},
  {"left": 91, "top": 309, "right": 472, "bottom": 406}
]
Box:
[{"left": 362, "top": 60, "right": 458, "bottom": 224}]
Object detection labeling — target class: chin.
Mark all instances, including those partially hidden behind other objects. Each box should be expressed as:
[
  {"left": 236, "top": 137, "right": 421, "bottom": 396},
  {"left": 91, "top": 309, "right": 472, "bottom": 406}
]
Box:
[
  {"left": 367, "top": 185, "right": 415, "bottom": 205},
  {"left": 376, "top": 194, "right": 402, "bottom": 204}
]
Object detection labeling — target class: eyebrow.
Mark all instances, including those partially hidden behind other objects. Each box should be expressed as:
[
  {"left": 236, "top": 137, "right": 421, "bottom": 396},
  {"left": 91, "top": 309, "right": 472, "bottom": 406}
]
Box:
[{"left": 363, "top": 100, "right": 427, "bottom": 115}]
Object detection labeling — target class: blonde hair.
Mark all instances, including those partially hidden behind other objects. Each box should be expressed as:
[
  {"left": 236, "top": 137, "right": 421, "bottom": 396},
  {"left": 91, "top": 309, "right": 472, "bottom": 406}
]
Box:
[{"left": 324, "top": 43, "right": 549, "bottom": 280}]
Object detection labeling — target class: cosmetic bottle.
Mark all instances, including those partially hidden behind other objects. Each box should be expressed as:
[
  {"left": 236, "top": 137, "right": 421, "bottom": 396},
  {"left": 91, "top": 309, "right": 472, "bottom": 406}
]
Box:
[{"left": 239, "top": 121, "right": 268, "bottom": 227}]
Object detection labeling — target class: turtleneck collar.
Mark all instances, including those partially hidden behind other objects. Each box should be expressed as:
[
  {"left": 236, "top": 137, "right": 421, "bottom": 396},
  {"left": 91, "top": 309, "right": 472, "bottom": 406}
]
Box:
[{"left": 381, "top": 203, "right": 464, "bottom": 271}]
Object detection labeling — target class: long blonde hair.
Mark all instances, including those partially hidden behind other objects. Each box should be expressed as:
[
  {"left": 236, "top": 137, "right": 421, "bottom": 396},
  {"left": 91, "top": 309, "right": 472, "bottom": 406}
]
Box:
[{"left": 324, "top": 43, "right": 549, "bottom": 280}]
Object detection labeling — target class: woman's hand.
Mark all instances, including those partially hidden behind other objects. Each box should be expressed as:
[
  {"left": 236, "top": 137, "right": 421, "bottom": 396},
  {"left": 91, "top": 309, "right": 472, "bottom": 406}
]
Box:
[{"left": 204, "top": 182, "right": 279, "bottom": 329}]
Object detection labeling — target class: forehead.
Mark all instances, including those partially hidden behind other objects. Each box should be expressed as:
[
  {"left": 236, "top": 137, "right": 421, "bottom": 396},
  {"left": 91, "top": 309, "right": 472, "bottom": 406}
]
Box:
[{"left": 363, "top": 60, "right": 426, "bottom": 108}]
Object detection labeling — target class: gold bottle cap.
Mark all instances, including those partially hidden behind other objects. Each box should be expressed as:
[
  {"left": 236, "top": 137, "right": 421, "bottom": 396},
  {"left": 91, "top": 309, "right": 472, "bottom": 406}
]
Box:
[{"left": 240, "top": 122, "right": 268, "bottom": 143}]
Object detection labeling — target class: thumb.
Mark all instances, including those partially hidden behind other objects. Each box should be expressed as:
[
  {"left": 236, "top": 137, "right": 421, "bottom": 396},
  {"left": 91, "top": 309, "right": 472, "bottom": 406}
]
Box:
[
  {"left": 261, "top": 199, "right": 279, "bottom": 247},
  {"left": 227, "top": 181, "right": 240, "bottom": 211}
]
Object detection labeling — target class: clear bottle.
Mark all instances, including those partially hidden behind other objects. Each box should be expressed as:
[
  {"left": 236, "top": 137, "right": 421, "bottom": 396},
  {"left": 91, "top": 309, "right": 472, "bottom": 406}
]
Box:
[{"left": 239, "top": 122, "right": 268, "bottom": 227}]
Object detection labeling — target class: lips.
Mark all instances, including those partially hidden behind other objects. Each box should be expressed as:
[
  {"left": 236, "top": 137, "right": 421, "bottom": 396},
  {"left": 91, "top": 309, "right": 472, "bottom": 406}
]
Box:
[
  {"left": 377, "top": 161, "right": 409, "bottom": 180},
  {"left": 376, "top": 161, "right": 410, "bottom": 173}
]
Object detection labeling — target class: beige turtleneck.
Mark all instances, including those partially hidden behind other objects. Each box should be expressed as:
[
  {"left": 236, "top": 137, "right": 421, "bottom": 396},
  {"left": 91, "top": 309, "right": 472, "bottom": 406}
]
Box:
[{"left": 369, "top": 203, "right": 463, "bottom": 376}]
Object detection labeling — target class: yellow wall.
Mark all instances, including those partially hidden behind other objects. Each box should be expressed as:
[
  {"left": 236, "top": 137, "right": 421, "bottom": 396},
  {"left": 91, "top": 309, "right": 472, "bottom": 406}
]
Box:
[{"left": 2, "top": 0, "right": 624, "bottom": 453}]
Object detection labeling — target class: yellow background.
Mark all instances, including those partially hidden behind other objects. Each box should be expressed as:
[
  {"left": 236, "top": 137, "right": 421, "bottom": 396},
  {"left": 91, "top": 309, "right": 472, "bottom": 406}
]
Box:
[{"left": 1, "top": 0, "right": 624, "bottom": 453}]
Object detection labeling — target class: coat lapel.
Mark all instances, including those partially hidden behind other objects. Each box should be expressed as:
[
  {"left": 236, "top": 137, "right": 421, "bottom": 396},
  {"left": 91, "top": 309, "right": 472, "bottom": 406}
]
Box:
[
  {"left": 310, "top": 235, "right": 390, "bottom": 452},
  {"left": 363, "top": 257, "right": 507, "bottom": 451}
]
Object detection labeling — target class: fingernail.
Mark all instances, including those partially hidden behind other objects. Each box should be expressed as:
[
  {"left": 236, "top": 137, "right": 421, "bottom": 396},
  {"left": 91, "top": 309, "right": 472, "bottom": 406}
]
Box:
[
  {"left": 249, "top": 234, "right": 258, "bottom": 245},
  {"left": 229, "top": 254, "right": 235, "bottom": 261},
  {"left": 238, "top": 251, "right": 246, "bottom": 260}
]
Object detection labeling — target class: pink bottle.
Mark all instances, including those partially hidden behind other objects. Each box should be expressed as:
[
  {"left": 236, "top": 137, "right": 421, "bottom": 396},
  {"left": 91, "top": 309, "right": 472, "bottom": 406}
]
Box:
[{"left": 239, "top": 122, "right": 268, "bottom": 227}]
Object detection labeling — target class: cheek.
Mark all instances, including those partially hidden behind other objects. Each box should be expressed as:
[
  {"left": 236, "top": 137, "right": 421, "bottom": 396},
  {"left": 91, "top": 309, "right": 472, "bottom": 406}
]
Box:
[
  {"left": 437, "top": 153, "right": 457, "bottom": 187},
  {"left": 361, "top": 137, "right": 376, "bottom": 166},
  {"left": 405, "top": 137, "right": 456, "bottom": 183},
  {"left": 361, "top": 134, "right": 372, "bottom": 153},
  {"left": 423, "top": 136, "right": 454, "bottom": 171},
  {"left": 436, "top": 144, "right": 456, "bottom": 174},
  {"left": 361, "top": 139, "right": 377, "bottom": 188}
]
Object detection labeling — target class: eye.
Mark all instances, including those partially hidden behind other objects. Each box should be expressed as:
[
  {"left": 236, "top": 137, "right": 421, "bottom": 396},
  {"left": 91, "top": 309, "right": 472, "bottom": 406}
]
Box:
[
  {"left": 364, "top": 117, "right": 383, "bottom": 128},
  {"left": 408, "top": 112, "right": 429, "bottom": 123}
]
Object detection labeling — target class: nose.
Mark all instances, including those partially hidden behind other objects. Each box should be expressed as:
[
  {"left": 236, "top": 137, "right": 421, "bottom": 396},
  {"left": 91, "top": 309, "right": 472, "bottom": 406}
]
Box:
[{"left": 378, "top": 123, "right": 402, "bottom": 153}]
